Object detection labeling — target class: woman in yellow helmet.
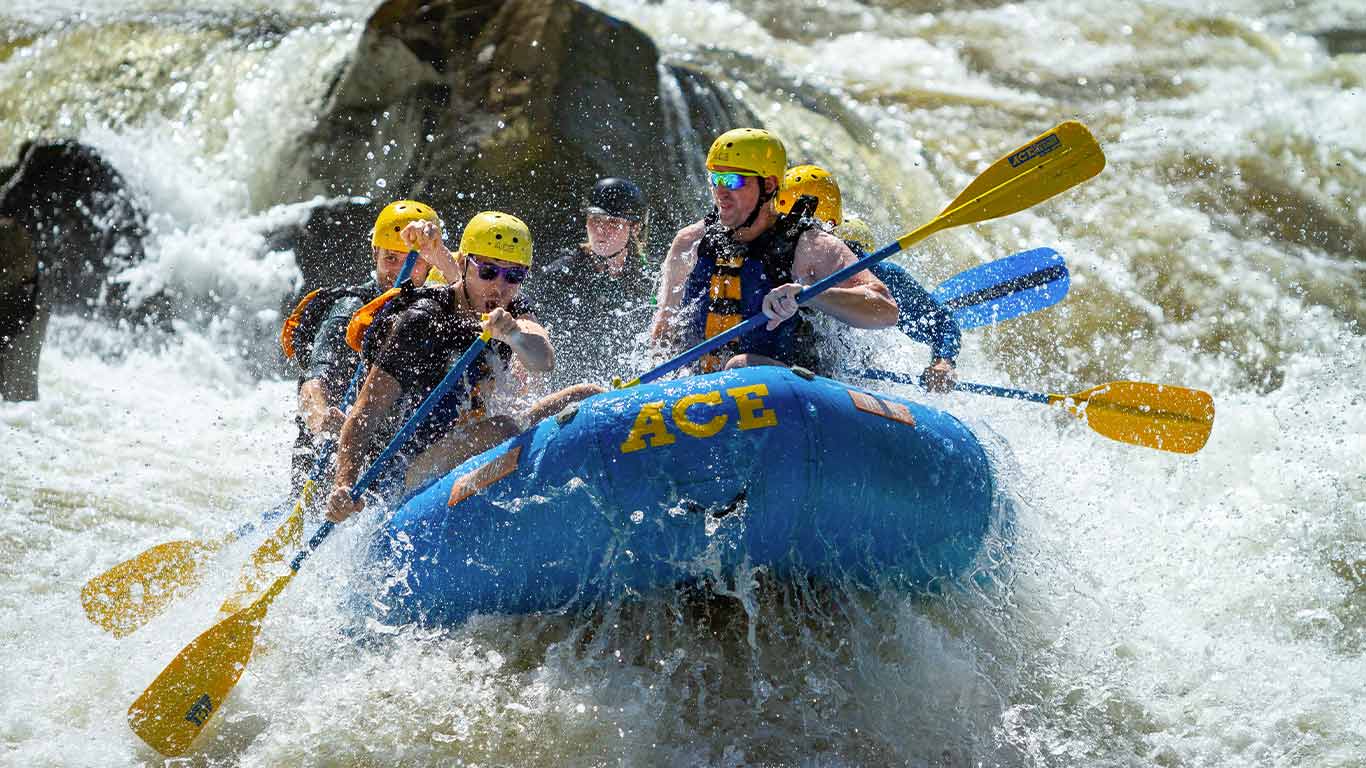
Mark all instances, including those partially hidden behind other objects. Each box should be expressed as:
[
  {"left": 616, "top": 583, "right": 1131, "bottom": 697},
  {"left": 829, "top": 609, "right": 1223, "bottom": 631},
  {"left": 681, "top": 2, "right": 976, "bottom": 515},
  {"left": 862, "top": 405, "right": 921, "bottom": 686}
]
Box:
[
  {"left": 650, "top": 128, "right": 898, "bottom": 374},
  {"left": 283, "top": 199, "right": 437, "bottom": 494}
]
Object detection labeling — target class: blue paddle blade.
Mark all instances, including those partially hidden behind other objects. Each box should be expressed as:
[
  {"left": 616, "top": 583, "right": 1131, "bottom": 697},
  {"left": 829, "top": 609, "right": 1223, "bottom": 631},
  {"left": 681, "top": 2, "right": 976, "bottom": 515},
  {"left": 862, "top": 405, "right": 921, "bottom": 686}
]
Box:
[{"left": 931, "top": 247, "right": 1069, "bottom": 329}]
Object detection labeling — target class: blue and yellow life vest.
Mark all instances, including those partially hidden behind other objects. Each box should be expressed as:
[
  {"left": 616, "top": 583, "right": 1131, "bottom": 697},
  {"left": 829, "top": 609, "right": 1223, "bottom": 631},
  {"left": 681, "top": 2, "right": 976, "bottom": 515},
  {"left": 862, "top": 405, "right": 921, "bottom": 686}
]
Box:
[{"left": 679, "top": 204, "right": 815, "bottom": 371}]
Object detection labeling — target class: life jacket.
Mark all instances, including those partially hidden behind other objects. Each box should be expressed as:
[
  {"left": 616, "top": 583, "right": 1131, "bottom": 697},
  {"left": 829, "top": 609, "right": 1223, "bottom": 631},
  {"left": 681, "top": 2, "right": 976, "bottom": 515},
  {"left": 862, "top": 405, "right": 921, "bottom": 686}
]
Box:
[
  {"left": 345, "top": 284, "right": 520, "bottom": 418},
  {"left": 346, "top": 286, "right": 403, "bottom": 353},
  {"left": 679, "top": 196, "right": 818, "bottom": 371},
  {"left": 279, "top": 283, "right": 376, "bottom": 362}
]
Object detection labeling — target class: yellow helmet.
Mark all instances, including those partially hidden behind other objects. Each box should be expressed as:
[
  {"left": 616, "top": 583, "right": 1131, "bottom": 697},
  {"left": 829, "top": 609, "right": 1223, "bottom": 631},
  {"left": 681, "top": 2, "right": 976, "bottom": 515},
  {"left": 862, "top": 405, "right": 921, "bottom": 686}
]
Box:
[
  {"left": 835, "top": 215, "right": 876, "bottom": 253},
  {"left": 459, "top": 211, "right": 533, "bottom": 267},
  {"left": 372, "top": 200, "right": 439, "bottom": 252},
  {"left": 776, "top": 164, "right": 843, "bottom": 226},
  {"left": 706, "top": 128, "right": 787, "bottom": 180}
]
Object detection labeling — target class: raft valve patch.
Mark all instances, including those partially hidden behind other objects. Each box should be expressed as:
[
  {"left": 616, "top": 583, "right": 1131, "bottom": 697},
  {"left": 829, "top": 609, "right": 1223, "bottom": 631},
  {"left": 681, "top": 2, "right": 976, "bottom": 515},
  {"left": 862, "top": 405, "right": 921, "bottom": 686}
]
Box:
[
  {"left": 848, "top": 389, "right": 917, "bottom": 427},
  {"left": 448, "top": 445, "right": 522, "bottom": 507}
]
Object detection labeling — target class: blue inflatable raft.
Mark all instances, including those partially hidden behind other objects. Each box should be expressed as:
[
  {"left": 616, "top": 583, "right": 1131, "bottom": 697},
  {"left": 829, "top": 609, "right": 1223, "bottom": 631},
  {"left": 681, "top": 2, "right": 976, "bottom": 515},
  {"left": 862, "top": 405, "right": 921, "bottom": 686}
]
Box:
[{"left": 369, "top": 366, "right": 1005, "bottom": 627}]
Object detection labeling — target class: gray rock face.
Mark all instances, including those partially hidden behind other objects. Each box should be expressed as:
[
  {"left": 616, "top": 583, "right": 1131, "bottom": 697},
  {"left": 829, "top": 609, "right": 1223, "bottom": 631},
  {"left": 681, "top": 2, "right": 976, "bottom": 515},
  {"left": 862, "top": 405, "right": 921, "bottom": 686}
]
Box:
[
  {"left": 272, "top": 0, "right": 748, "bottom": 286},
  {"left": 0, "top": 140, "right": 162, "bottom": 320},
  {"left": 0, "top": 217, "right": 44, "bottom": 400},
  {"left": 0, "top": 140, "right": 162, "bottom": 399}
]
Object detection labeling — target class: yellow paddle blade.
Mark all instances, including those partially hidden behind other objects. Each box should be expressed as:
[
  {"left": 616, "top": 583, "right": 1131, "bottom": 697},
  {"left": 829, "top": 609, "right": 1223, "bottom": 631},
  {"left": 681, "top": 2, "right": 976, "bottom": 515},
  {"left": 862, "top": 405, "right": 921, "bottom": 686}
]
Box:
[
  {"left": 217, "top": 485, "right": 307, "bottom": 616},
  {"left": 898, "top": 121, "right": 1106, "bottom": 251},
  {"left": 128, "top": 572, "right": 294, "bottom": 756},
  {"left": 1049, "top": 381, "right": 1216, "bottom": 454},
  {"left": 81, "top": 539, "right": 224, "bottom": 638}
]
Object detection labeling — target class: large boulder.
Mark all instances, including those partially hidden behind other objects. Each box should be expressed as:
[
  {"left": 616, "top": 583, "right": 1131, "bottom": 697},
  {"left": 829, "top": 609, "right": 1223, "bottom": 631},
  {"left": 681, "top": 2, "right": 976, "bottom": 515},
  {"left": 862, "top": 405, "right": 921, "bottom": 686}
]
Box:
[
  {"left": 271, "top": 0, "right": 749, "bottom": 286},
  {"left": 0, "top": 140, "right": 164, "bottom": 399},
  {"left": 0, "top": 217, "right": 44, "bottom": 400},
  {"left": 0, "top": 140, "right": 165, "bottom": 320},
  {"left": 265, "top": 197, "right": 378, "bottom": 292}
]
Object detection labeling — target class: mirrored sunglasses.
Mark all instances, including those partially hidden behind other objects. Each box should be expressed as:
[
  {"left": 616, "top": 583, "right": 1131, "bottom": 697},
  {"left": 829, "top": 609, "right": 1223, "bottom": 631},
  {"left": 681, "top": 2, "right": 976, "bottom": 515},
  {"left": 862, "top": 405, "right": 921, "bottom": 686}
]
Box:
[
  {"left": 467, "top": 255, "right": 528, "bottom": 284},
  {"left": 708, "top": 170, "right": 761, "bottom": 190}
]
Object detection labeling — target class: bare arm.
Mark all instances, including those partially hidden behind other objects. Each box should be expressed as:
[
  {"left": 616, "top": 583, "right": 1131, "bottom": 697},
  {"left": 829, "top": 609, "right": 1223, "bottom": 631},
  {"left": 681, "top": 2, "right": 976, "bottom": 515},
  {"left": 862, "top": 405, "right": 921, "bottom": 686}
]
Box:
[
  {"left": 329, "top": 366, "right": 401, "bottom": 503},
  {"left": 793, "top": 230, "right": 898, "bottom": 329},
  {"left": 650, "top": 221, "right": 706, "bottom": 342},
  {"left": 507, "top": 317, "right": 554, "bottom": 372},
  {"left": 298, "top": 379, "right": 345, "bottom": 435},
  {"left": 486, "top": 308, "right": 554, "bottom": 372},
  {"left": 402, "top": 220, "right": 461, "bottom": 280}
]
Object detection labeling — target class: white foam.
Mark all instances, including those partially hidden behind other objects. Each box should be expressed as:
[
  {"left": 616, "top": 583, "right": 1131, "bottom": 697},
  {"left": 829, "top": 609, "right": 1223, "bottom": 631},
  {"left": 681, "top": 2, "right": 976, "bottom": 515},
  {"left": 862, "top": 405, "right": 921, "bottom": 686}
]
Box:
[{"left": 2, "top": 0, "right": 1363, "bottom": 764}]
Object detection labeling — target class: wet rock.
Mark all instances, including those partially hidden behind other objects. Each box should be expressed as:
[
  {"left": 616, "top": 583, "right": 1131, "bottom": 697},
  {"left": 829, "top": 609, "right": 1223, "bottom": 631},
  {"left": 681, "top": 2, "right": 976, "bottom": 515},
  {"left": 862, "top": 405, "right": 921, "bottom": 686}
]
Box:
[
  {"left": 0, "top": 217, "right": 43, "bottom": 400},
  {"left": 264, "top": 197, "right": 378, "bottom": 292},
  {"left": 1314, "top": 28, "right": 1366, "bottom": 56},
  {"left": 0, "top": 140, "right": 167, "bottom": 399},
  {"left": 0, "top": 140, "right": 164, "bottom": 322},
  {"left": 272, "top": 0, "right": 748, "bottom": 284}
]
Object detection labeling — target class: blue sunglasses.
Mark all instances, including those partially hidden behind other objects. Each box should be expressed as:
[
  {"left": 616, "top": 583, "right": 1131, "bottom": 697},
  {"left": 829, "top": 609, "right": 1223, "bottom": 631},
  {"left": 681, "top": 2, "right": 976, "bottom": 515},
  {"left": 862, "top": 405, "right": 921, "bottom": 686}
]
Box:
[{"left": 708, "top": 170, "right": 762, "bottom": 190}]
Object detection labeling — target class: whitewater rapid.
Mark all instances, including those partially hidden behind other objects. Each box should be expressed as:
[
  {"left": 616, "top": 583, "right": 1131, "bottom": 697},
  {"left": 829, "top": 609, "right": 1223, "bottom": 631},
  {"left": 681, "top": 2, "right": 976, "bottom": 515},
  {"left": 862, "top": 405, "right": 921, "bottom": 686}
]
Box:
[{"left": 2, "top": 0, "right": 1363, "bottom": 765}]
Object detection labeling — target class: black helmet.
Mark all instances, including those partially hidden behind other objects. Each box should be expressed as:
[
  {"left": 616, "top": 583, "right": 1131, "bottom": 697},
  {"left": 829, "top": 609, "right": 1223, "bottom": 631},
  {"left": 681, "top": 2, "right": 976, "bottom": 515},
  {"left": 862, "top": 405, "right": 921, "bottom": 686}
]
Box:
[{"left": 584, "top": 177, "right": 646, "bottom": 222}]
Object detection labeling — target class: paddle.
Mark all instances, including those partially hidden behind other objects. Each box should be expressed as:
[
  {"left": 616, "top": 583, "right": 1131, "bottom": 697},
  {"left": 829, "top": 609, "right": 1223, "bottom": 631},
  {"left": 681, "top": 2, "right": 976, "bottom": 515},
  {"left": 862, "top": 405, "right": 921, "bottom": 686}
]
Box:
[
  {"left": 619, "top": 120, "right": 1104, "bottom": 387},
  {"left": 128, "top": 325, "right": 493, "bottom": 757},
  {"left": 930, "top": 246, "right": 1068, "bottom": 329},
  {"left": 79, "top": 502, "right": 292, "bottom": 638},
  {"left": 81, "top": 251, "right": 422, "bottom": 637},
  {"left": 853, "top": 368, "right": 1215, "bottom": 453},
  {"left": 869, "top": 246, "right": 1068, "bottom": 364}
]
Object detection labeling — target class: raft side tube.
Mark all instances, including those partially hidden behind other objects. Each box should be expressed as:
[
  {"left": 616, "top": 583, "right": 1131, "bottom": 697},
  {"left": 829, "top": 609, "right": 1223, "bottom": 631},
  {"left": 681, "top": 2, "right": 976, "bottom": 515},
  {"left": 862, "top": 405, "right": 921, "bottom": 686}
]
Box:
[{"left": 372, "top": 368, "right": 998, "bottom": 627}]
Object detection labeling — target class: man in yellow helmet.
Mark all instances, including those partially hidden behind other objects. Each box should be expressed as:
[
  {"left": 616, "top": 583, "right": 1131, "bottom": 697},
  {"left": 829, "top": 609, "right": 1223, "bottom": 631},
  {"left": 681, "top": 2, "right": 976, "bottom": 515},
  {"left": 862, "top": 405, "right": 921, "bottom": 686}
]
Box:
[
  {"left": 650, "top": 128, "right": 898, "bottom": 373},
  {"left": 282, "top": 200, "right": 437, "bottom": 493},
  {"left": 775, "top": 168, "right": 960, "bottom": 392},
  {"left": 325, "top": 211, "right": 590, "bottom": 523}
]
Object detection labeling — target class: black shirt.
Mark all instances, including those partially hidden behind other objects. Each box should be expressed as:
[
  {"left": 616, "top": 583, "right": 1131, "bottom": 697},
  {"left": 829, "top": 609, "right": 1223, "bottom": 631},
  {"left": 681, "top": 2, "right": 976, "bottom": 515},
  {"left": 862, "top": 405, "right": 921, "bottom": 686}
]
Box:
[
  {"left": 530, "top": 245, "right": 656, "bottom": 388},
  {"left": 363, "top": 285, "right": 530, "bottom": 455}
]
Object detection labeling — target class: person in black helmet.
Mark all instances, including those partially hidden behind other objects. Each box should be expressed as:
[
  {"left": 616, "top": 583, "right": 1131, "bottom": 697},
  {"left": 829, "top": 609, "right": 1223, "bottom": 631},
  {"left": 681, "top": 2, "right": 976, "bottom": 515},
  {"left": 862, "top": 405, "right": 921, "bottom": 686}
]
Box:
[{"left": 531, "top": 177, "right": 657, "bottom": 389}]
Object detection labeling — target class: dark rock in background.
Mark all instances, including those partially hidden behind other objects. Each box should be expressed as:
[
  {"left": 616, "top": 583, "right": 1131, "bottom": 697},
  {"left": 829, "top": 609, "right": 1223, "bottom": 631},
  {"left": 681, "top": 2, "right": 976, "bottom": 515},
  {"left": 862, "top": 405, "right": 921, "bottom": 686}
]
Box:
[
  {"left": 271, "top": 0, "right": 750, "bottom": 290},
  {"left": 0, "top": 140, "right": 168, "bottom": 321},
  {"left": 0, "top": 217, "right": 44, "bottom": 400},
  {"left": 0, "top": 140, "right": 165, "bottom": 399},
  {"left": 264, "top": 197, "right": 379, "bottom": 291},
  {"left": 1314, "top": 28, "right": 1366, "bottom": 56}
]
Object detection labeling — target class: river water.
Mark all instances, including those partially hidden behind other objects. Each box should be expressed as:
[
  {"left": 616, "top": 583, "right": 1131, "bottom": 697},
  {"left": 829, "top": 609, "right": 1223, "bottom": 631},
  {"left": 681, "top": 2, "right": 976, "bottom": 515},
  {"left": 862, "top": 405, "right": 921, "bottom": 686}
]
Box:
[{"left": 1, "top": 0, "right": 1363, "bottom": 765}]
